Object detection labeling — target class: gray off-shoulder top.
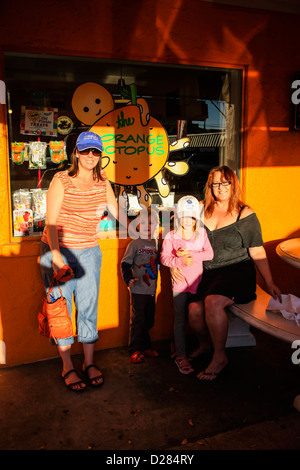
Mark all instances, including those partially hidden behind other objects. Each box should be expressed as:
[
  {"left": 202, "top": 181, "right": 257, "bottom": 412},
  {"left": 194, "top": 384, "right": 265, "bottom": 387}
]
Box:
[{"left": 203, "top": 213, "right": 264, "bottom": 270}]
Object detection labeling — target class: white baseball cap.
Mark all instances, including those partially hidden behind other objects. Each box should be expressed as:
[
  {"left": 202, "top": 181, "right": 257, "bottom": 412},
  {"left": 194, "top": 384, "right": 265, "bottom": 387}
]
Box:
[{"left": 177, "top": 195, "right": 201, "bottom": 220}]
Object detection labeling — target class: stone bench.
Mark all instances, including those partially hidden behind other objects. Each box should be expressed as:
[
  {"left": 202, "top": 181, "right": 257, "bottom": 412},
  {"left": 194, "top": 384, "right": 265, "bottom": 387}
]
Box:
[
  {"left": 227, "top": 285, "right": 300, "bottom": 344},
  {"left": 226, "top": 284, "right": 300, "bottom": 411}
]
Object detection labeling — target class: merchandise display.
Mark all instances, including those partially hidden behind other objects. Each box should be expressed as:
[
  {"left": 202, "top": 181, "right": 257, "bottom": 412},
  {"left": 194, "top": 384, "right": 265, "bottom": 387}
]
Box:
[
  {"left": 28, "top": 141, "right": 47, "bottom": 169},
  {"left": 31, "top": 189, "right": 47, "bottom": 232},
  {"left": 12, "top": 188, "right": 48, "bottom": 236},
  {"left": 11, "top": 142, "right": 25, "bottom": 165},
  {"left": 10, "top": 137, "right": 68, "bottom": 237},
  {"left": 49, "top": 140, "right": 67, "bottom": 164},
  {"left": 13, "top": 189, "right": 33, "bottom": 236}
]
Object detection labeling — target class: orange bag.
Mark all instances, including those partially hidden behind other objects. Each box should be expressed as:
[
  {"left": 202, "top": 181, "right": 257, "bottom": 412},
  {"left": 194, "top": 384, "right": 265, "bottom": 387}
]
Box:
[{"left": 38, "top": 267, "right": 74, "bottom": 343}]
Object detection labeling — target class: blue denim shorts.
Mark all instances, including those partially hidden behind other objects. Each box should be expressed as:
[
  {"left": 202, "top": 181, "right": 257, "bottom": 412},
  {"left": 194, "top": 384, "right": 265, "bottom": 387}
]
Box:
[{"left": 39, "top": 242, "right": 102, "bottom": 346}]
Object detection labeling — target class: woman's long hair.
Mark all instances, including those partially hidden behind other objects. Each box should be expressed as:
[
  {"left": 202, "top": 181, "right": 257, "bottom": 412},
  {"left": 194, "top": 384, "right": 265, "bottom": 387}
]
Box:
[
  {"left": 68, "top": 147, "right": 105, "bottom": 181},
  {"left": 204, "top": 165, "right": 246, "bottom": 217}
]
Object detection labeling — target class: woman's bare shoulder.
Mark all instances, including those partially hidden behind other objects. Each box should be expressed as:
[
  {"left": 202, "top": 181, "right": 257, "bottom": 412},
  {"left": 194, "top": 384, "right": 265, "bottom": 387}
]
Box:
[{"left": 239, "top": 205, "right": 254, "bottom": 219}]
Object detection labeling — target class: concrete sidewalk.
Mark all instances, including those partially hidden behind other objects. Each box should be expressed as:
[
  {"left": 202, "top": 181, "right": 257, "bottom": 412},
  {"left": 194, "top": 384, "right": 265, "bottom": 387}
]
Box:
[{"left": 0, "top": 328, "right": 299, "bottom": 451}]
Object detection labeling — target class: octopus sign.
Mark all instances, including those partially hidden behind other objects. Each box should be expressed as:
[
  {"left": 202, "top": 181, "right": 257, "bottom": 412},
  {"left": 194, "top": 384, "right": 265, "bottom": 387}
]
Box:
[{"left": 72, "top": 82, "right": 190, "bottom": 206}]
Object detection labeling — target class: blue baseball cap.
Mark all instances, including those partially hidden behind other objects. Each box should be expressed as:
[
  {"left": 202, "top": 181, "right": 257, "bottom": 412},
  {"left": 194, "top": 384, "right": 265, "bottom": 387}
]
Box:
[{"left": 76, "top": 131, "right": 103, "bottom": 152}]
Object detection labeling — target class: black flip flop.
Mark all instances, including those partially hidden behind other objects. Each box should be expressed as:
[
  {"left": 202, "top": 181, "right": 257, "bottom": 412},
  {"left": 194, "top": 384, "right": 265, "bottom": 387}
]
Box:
[{"left": 197, "top": 364, "right": 229, "bottom": 381}]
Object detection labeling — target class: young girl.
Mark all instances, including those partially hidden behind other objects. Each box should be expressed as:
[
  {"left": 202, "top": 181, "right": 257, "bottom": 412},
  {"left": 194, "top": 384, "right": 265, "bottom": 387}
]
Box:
[{"left": 161, "top": 196, "right": 213, "bottom": 374}]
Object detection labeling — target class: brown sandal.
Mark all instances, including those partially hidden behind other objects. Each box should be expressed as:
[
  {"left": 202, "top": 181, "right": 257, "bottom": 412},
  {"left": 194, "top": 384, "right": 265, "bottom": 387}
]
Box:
[
  {"left": 82, "top": 364, "right": 104, "bottom": 387},
  {"left": 62, "top": 369, "right": 86, "bottom": 392}
]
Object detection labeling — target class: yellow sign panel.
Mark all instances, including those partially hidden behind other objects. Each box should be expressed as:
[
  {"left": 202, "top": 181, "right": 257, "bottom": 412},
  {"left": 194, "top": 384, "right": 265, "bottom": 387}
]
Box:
[
  {"left": 72, "top": 82, "right": 189, "bottom": 205},
  {"left": 91, "top": 105, "right": 169, "bottom": 186}
]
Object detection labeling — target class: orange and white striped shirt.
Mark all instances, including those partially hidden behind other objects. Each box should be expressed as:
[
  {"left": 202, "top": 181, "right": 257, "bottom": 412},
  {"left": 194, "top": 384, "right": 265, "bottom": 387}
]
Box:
[{"left": 41, "top": 170, "right": 108, "bottom": 249}]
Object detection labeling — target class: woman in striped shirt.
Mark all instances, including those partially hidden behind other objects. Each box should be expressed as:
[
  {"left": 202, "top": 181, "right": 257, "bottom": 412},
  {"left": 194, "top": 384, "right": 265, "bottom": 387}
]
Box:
[{"left": 40, "top": 131, "right": 119, "bottom": 392}]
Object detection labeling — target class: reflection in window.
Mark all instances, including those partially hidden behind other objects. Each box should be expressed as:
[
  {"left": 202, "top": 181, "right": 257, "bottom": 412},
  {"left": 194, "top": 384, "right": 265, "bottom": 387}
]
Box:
[{"left": 5, "top": 53, "right": 242, "bottom": 236}]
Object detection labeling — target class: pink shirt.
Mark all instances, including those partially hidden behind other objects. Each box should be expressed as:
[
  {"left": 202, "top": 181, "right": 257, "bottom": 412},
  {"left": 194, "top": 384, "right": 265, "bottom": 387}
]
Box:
[{"left": 161, "top": 229, "right": 214, "bottom": 293}]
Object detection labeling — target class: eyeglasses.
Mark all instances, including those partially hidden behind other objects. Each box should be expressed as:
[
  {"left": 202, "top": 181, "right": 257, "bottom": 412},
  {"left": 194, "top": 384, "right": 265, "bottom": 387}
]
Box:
[
  {"left": 77, "top": 148, "right": 101, "bottom": 157},
  {"left": 210, "top": 181, "right": 231, "bottom": 188}
]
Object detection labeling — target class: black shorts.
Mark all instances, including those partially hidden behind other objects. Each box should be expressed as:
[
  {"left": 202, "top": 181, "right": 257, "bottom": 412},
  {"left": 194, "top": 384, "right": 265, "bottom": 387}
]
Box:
[{"left": 196, "top": 259, "right": 257, "bottom": 304}]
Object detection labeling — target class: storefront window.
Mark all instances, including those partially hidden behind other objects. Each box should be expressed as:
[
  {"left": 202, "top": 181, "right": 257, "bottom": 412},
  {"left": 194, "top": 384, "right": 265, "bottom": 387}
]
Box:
[{"left": 4, "top": 52, "right": 242, "bottom": 238}]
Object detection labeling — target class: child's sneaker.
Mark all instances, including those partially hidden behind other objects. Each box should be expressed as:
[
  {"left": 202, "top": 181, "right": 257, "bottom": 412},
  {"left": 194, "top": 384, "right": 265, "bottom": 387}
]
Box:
[
  {"left": 142, "top": 349, "right": 159, "bottom": 357},
  {"left": 130, "top": 351, "right": 145, "bottom": 363},
  {"left": 175, "top": 356, "right": 194, "bottom": 375}
]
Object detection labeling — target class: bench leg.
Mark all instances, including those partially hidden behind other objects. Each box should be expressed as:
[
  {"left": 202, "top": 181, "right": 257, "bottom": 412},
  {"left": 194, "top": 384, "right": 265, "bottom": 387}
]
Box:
[
  {"left": 0, "top": 340, "right": 6, "bottom": 364},
  {"left": 225, "top": 312, "right": 256, "bottom": 348}
]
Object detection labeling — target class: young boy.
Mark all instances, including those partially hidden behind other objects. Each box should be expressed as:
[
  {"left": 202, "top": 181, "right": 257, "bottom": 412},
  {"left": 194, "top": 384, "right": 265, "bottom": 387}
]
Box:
[{"left": 121, "top": 208, "right": 160, "bottom": 363}]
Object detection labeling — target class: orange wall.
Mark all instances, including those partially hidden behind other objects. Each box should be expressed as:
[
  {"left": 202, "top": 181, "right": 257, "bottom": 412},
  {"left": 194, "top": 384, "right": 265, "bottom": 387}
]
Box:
[
  {"left": 0, "top": 0, "right": 300, "bottom": 366},
  {"left": 0, "top": 237, "right": 173, "bottom": 366}
]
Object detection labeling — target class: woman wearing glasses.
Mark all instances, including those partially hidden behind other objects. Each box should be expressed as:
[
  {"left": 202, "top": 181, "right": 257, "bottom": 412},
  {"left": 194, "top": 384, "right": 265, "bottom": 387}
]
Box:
[
  {"left": 173, "top": 165, "right": 281, "bottom": 381},
  {"left": 40, "top": 131, "right": 119, "bottom": 392}
]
